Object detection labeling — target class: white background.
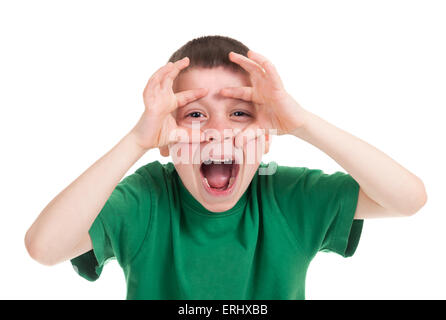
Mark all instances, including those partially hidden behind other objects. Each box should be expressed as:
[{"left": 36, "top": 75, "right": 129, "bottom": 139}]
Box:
[{"left": 1, "top": 0, "right": 445, "bottom": 299}]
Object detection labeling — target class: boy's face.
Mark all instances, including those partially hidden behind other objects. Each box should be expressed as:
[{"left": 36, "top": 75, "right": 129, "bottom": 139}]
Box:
[{"left": 167, "top": 66, "right": 269, "bottom": 212}]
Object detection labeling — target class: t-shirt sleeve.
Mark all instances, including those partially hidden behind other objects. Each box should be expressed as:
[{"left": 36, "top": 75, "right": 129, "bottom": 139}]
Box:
[
  {"left": 272, "top": 165, "right": 363, "bottom": 259},
  {"left": 70, "top": 169, "right": 152, "bottom": 281}
]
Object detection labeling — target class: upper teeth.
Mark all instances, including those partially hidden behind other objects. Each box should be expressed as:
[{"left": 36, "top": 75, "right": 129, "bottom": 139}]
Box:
[{"left": 204, "top": 158, "right": 233, "bottom": 164}]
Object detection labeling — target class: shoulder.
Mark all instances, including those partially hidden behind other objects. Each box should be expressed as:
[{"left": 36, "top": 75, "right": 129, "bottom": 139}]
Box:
[
  {"left": 134, "top": 160, "right": 173, "bottom": 176},
  {"left": 128, "top": 161, "right": 177, "bottom": 196},
  {"left": 257, "top": 162, "right": 356, "bottom": 212},
  {"left": 262, "top": 163, "right": 351, "bottom": 190},
  {"left": 133, "top": 160, "right": 175, "bottom": 182},
  {"left": 258, "top": 162, "right": 320, "bottom": 191}
]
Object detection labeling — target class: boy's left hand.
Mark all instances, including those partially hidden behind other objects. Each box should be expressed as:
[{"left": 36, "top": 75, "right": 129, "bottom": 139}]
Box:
[
  {"left": 220, "top": 50, "right": 308, "bottom": 145},
  {"left": 222, "top": 53, "right": 428, "bottom": 220}
]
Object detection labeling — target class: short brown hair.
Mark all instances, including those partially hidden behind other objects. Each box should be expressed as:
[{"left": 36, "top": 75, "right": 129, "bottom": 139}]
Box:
[{"left": 168, "top": 35, "right": 250, "bottom": 74}]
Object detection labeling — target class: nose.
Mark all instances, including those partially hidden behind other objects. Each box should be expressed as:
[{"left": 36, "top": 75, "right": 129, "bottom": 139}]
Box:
[
  {"left": 200, "top": 116, "right": 245, "bottom": 164},
  {"left": 204, "top": 130, "right": 233, "bottom": 142},
  {"left": 202, "top": 117, "right": 237, "bottom": 143}
]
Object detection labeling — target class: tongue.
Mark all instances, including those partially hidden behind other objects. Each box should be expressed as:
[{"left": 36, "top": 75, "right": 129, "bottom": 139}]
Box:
[{"left": 202, "top": 164, "right": 232, "bottom": 189}]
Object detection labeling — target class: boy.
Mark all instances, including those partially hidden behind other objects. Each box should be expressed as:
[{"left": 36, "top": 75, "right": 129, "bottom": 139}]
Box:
[{"left": 25, "top": 35, "right": 427, "bottom": 299}]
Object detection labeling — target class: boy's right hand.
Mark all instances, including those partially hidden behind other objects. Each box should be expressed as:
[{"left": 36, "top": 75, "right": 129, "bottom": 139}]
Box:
[{"left": 130, "top": 57, "right": 208, "bottom": 150}]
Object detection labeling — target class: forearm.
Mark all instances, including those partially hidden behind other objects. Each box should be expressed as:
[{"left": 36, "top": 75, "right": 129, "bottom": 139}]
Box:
[
  {"left": 25, "top": 131, "right": 148, "bottom": 265},
  {"left": 292, "top": 110, "right": 427, "bottom": 215}
]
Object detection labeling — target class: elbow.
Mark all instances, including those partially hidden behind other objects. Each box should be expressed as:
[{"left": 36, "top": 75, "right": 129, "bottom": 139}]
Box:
[
  {"left": 24, "top": 229, "right": 58, "bottom": 266},
  {"left": 400, "top": 178, "right": 428, "bottom": 217}
]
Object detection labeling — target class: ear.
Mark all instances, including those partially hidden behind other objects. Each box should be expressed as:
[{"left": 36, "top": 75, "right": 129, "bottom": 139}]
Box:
[{"left": 159, "top": 146, "right": 170, "bottom": 157}]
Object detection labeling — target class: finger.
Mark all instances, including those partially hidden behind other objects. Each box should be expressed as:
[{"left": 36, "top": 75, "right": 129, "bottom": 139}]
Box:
[
  {"left": 229, "top": 52, "right": 266, "bottom": 78},
  {"left": 175, "top": 87, "right": 209, "bottom": 108},
  {"left": 247, "top": 50, "right": 284, "bottom": 89},
  {"left": 219, "top": 86, "right": 253, "bottom": 102},
  {"left": 147, "top": 62, "right": 175, "bottom": 89},
  {"left": 144, "top": 63, "right": 174, "bottom": 99},
  {"left": 161, "top": 57, "right": 190, "bottom": 90}
]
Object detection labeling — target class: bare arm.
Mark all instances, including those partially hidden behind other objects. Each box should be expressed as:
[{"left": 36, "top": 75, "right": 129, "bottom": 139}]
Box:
[
  {"left": 25, "top": 56, "right": 208, "bottom": 266},
  {"left": 224, "top": 50, "right": 427, "bottom": 218},
  {"left": 292, "top": 111, "right": 428, "bottom": 218},
  {"left": 25, "top": 132, "right": 147, "bottom": 266}
]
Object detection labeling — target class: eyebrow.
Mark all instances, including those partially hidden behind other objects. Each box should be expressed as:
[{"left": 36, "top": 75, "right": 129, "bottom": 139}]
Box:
[{"left": 190, "top": 96, "right": 251, "bottom": 106}]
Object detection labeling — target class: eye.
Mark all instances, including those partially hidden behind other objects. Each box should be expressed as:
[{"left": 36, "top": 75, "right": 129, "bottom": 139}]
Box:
[
  {"left": 232, "top": 111, "right": 250, "bottom": 117},
  {"left": 187, "top": 111, "right": 205, "bottom": 118}
]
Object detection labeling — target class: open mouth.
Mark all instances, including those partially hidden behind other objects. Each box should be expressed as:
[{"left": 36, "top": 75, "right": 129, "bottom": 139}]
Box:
[{"left": 199, "top": 158, "right": 240, "bottom": 196}]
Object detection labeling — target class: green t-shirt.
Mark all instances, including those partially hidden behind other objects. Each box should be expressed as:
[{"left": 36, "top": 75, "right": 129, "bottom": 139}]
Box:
[{"left": 71, "top": 161, "right": 363, "bottom": 299}]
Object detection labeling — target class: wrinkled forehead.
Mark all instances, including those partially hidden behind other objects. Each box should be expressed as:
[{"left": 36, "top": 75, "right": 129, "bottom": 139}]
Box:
[{"left": 173, "top": 66, "right": 251, "bottom": 93}]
